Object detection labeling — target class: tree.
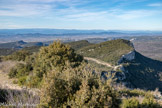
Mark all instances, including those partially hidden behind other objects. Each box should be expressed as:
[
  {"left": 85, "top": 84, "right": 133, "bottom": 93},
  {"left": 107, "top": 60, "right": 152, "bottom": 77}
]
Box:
[{"left": 29, "top": 41, "right": 83, "bottom": 87}]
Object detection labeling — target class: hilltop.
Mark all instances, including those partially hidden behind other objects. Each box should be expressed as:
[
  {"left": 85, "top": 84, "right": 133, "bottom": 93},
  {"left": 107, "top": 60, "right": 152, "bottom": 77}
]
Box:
[
  {"left": 77, "top": 39, "right": 134, "bottom": 65},
  {"left": 74, "top": 39, "right": 162, "bottom": 92},
  {"left": 66, "top": 40, "right": 93, "bottom": 50}
]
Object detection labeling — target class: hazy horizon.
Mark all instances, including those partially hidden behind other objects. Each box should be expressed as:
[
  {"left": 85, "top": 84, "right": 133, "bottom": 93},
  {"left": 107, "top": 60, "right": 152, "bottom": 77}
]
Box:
[{"left": 0, "top": 28, "right": 162, "bottom": 32}]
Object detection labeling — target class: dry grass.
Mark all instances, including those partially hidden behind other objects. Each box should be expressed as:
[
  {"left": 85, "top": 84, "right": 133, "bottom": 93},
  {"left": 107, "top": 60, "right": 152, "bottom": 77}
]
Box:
[
  {"left": 0, "top": 60, "right": 24, "bottom": 73},
  {"left": 0, "top": 61, "right": 22, "bottom": 91},
  {"left": 0, "top": 85, "right": 40, "bottom": 108}
]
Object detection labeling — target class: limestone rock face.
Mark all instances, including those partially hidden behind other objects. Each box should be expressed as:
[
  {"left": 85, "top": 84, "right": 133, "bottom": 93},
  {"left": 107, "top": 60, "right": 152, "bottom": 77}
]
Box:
[{"left": 118, "top": 50, "right": 135, "bottom": 64}]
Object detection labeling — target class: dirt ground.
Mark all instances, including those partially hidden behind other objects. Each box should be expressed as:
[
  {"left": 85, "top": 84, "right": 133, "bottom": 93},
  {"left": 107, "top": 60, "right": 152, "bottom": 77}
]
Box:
[{"left": 0, "top": 61, "right": 22, "bottom": 90}]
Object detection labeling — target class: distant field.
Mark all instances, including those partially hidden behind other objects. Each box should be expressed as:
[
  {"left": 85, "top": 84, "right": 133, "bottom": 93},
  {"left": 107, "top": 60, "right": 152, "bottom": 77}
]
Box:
[{"left": 133, "top": 39, "right": 162, "bottom": 61}]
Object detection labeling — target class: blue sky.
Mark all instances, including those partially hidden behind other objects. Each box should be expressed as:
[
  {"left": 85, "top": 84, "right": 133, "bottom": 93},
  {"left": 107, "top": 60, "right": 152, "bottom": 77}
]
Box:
[{"left": 0, "top": 0, "right": 162, "bottom": 30}]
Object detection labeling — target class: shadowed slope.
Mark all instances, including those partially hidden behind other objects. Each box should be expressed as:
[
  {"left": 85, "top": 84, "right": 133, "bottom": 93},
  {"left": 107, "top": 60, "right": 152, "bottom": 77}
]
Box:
[{"left": 124, "top": 51, "right": 162, "bottom": 91}]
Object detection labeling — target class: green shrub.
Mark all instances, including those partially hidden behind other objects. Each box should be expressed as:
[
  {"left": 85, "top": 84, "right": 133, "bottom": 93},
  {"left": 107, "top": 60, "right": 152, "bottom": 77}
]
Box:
[
  {"left": 121, "top": 97, "right": 140, "bottom": 108},
  {"left": 8, "top": 63, "right": 33, "bottom": 86},
  {"left": 8, "top": 63, "right": 32, "bottom": 79},
  {"left": 121, "top": 95, "right": 161, "bottom": 108},
  {"left": 141, "top": 96, "right": 161, "bottom": 108},
  {"left": 40, "top": 65, "right": 120, "bottom": 108},
  {"left": 31, "top": 41, "right": 83, "bottom": 87},
  {"left": 16, "top": 63, "right": 32, "bottom": 78},
  {"left": 18, "top": 76, "right": 27, "bottom": 85},
  {"left": 120, "top": 89, "right": 152, "bottom": 97},
  {"left": 8, "top": 67, "right": 18, "bottom": 78},
  {"left": 4, "top": 50, "right": 31, "bottom": 61},
  {"left": 26, "top": 76, "right": 42, "bottom": 88},
  {"left": 40, "top": 70, "right": 69, "bottom": 107}
]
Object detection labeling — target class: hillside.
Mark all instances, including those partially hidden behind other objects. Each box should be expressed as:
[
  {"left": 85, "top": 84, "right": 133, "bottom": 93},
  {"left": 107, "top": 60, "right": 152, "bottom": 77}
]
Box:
[
  {"left": 66, "top": 40, "right": 93, "bottom": 50},
  {"left": 0, "top": 40, "right": 45, "bottom": 49},
  {"left": 0, "top": 41, "right": 45, "bottom": 56},
  {"left": 0, "top": 48, "right": 17, "bottom": 56},
  {"left": 0, "top": 40, "right": 92, "bottom": 56},
  {"left": 73, "top": 39, "right": 162, "bottom": 92},
  {"left": 77, "top": 39, "right": 134, "bottom": 65},
  {"left": 123, "top": 51, "right": 162, "bottom": 91},
  {"left": 0, "top": 40, "right": 27, "bottom": 49}
]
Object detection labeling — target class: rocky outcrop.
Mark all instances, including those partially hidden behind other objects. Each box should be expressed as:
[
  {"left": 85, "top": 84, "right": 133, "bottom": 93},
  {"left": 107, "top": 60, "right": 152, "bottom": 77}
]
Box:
[{"left": 118, "top": 50, "right": 135, "bottom": 64}]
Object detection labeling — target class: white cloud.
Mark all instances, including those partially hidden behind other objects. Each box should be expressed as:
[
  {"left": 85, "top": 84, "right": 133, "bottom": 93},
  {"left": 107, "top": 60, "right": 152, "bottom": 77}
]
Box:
[
  {"left": 0, "top": 3, "right": 52, "bottom": 16},
  {"left": 0, "top": 21, "right": 24, "bottom": 29},
  {"left": 148, "top": 3, "right": 162, "bottom": 7},
  {"left": 114, "top": 10, "right": 160, "bottom": 20},
  {"left": 0, "top": 0, "right": 86, "bottom": 17},
  {"left": 59, "top": 8, "right": 161, "bottom": 21},
  {"left": 65, "top": 11, "right": 108, "bottom": 21}
]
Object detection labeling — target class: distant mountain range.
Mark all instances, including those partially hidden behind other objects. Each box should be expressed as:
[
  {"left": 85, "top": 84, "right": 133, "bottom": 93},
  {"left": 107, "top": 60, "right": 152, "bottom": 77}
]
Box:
[
  {"left": 0, "top": 29, "right": 162, "bottom": 35},
  {"left": 0, "top": 29, "right": 162, "bottom": 44}
]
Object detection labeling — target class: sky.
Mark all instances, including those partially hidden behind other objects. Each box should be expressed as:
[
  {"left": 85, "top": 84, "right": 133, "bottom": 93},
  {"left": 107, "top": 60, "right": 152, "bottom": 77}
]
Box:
[{"left": 0, "top": 0, "right": 162, "bottom": 30}]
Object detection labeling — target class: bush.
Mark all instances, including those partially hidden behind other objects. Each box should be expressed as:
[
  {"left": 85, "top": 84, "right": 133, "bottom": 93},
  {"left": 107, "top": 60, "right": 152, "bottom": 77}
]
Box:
[
  {"left": 119, "top": 89, "right": 152, "bottom": 97},
  {"left": 8, "top": 67, "right": 18, "bottom": 78},
  {"left": 69, "top": 80, "right": 120, "bottom": 108},
  {"left": 4, "top": 50, "right": 31, "bottom": 61},
  {"left": 141, "top": 96, "right": 161, "bottom": 108},
  {"left": 16, "top": 63, "right": 32, "bottom": 78},
  {"left": 121, "top": 97, "right": 140, "bottom": 108},
  {"left": 8, "top": 63, "right": 32, "bottom": 79},
  {"left": 26, "top": 76, "right": 42, "bottom": 88},
  {"left": 40, "top": 65, "right": 120, "bottom": 108},
  {"left": 8, "top": 63, "right": 33, "bottom": 86},
  {"left": 121, "top": 95, "right": 161, "bottom": 108},
  {"left": 31, "top": 41, "right": 83, "bottom": 87},
  {"left": 18, "top": 76, "right": 27, "bottom": 85},
  {"left": 40, "top": 70, "right": 69, "bottom": 107}
]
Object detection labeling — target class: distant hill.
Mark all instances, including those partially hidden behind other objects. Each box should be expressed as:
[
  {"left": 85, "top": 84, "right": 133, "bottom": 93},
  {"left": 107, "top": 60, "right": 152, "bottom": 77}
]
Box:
[
  {"left": 77, "top": 39, "right": 134, "bottom": 65},
  {"left": 0, "top": 29, "right": 162, "bottom": 35},
  {"left": 0, "top": 40, "right": 92, "bottom": 56},
  {"left": 75, "top": 39, "right": 162, "bottom": 92},
  {"left": 66, "top": 40, "right": 93, "bottom": 50},
  {"left": 0, "top": 40, "right": 45, "bottom": 49},
  {"left": 0, "top": 29, "right": 117, "bottom": 35},
  {"left": 0, "top": 40, "right": 45, "bottom": 56},
  {"left": 0, "top": 40, "right": 26, "bottom": 49}
]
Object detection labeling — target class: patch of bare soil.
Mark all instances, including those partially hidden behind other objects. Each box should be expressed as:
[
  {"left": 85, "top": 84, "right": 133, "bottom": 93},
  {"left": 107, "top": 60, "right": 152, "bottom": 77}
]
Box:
[{"left": 0, "top": 61, "right": 22, "bottom": 90}]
